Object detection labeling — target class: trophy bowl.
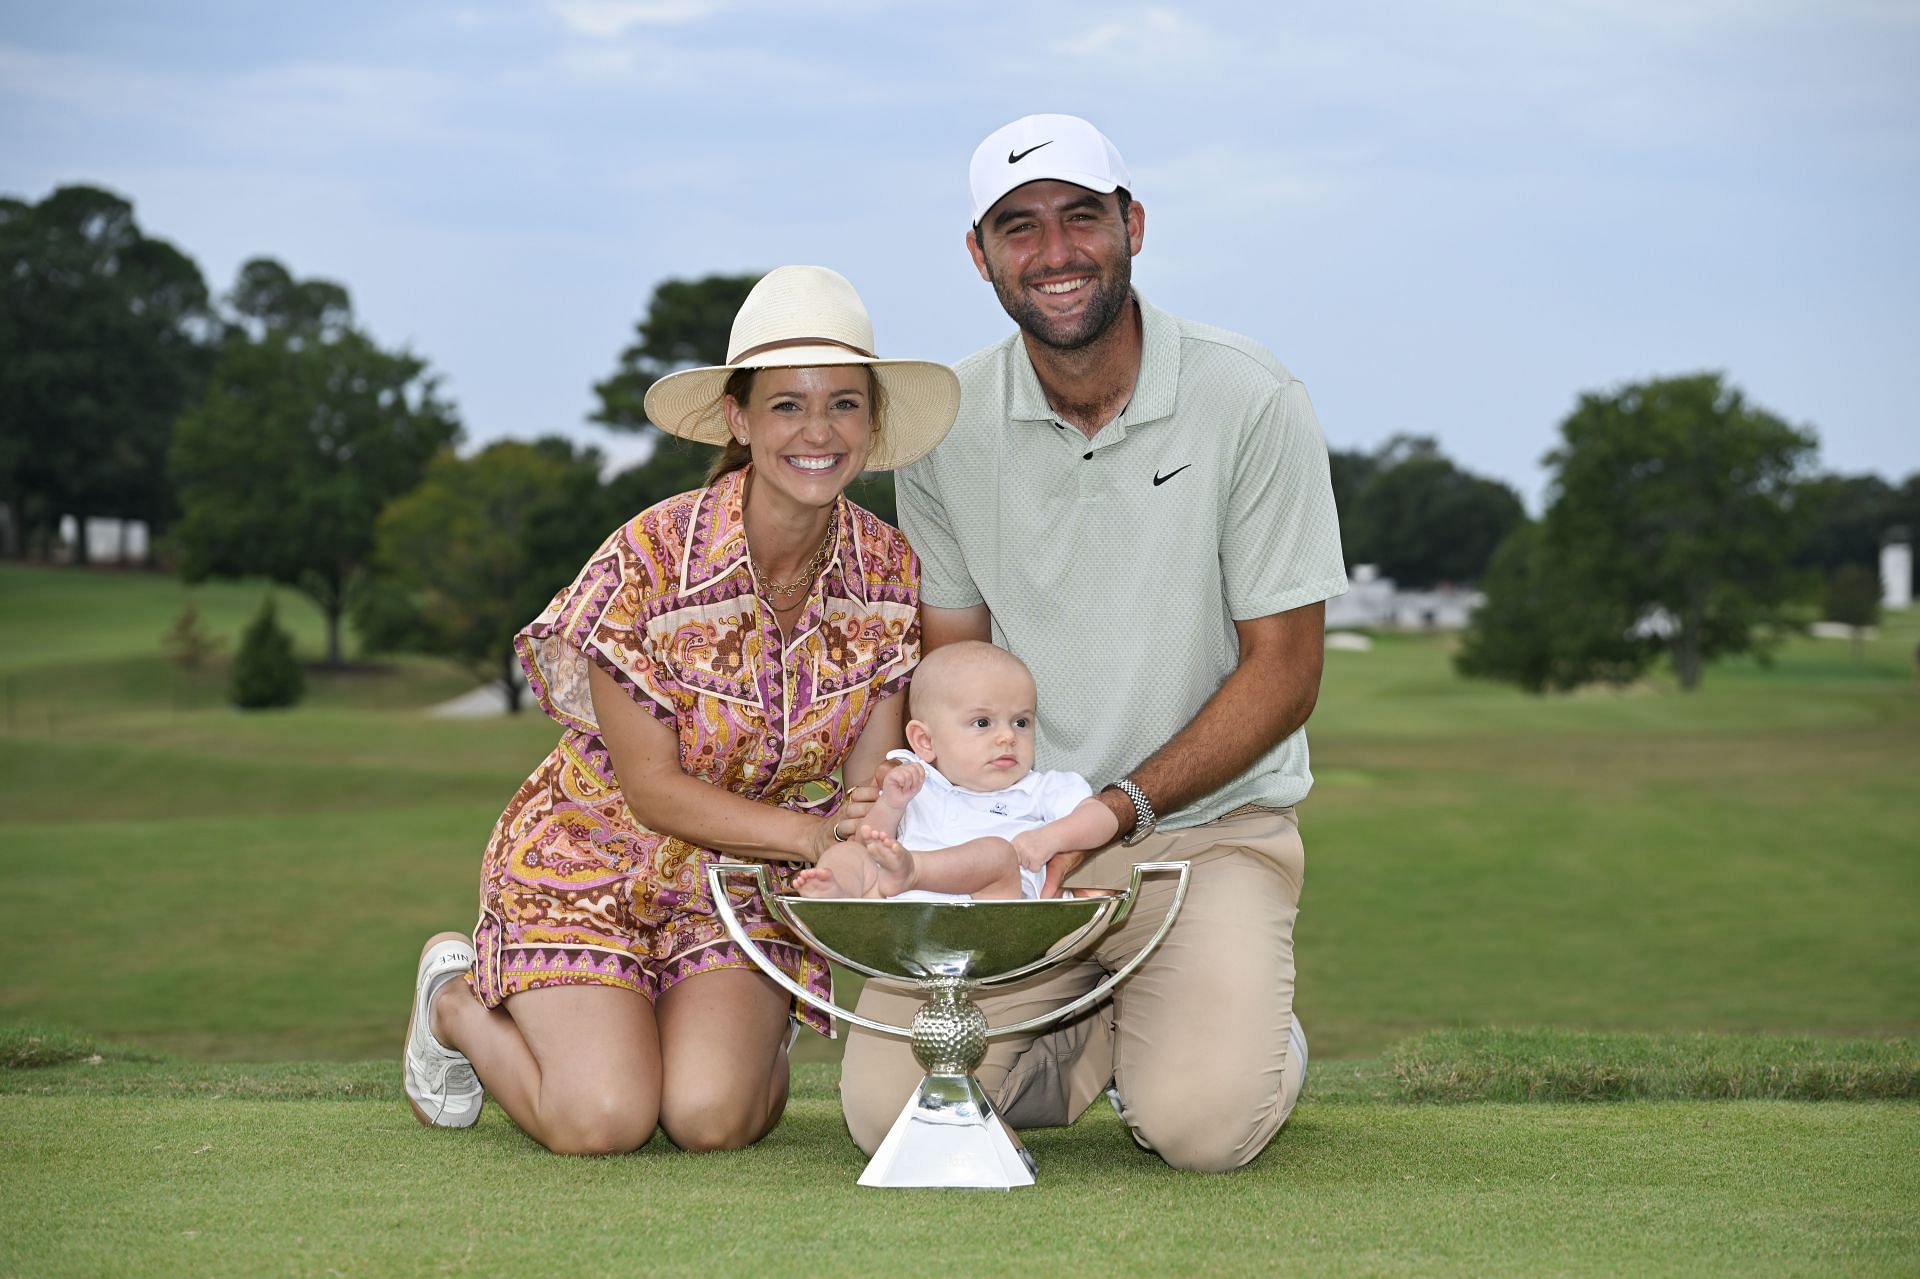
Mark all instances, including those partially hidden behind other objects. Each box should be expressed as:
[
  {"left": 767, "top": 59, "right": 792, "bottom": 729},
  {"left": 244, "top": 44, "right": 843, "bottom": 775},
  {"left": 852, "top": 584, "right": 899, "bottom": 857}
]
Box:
[{"left": 708, "top": 860, "right": 1190, "bottom": 1190}]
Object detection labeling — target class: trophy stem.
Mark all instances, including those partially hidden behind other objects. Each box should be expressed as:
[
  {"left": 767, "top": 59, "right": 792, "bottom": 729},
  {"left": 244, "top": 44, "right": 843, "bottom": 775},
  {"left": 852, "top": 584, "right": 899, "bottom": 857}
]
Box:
[{"left": 911, "top": 977, "right": 987, "bottom": 1075}]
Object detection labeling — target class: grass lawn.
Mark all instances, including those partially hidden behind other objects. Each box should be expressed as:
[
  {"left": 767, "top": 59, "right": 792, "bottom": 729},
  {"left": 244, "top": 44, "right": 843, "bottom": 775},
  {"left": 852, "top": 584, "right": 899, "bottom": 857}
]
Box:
[
  {"left": 6, "top": 563, "right": 1912, "bottom": 1061},
  {"left": 2, "top": 563, "right": 1916, "bottom": 1274},
  {"left": 3, "top": 1062, "right": 1916, "bottom": 1278}
]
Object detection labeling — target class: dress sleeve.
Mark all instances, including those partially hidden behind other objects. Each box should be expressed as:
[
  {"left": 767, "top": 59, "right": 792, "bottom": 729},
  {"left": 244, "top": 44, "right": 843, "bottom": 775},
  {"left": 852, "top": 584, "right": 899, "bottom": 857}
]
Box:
[
  {"left": 514, "top": 515, "right": 681, "bottom": 734},
  {"left": 870, "top": 522, "right": 923, "bottom": 701}
]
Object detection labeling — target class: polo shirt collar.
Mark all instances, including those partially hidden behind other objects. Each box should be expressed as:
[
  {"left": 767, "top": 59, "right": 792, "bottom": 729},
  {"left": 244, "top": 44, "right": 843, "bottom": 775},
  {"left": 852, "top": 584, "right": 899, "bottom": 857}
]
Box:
[{"left": 1004, "top": 290, "right": 1178, "bottom": 431}]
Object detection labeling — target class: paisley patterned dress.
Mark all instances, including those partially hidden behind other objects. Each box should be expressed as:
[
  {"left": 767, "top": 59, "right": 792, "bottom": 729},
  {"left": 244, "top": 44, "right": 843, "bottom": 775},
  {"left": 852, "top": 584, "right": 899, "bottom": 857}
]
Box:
[{"left": 468, "top": 466, "right": 919, "bottom": 1035}]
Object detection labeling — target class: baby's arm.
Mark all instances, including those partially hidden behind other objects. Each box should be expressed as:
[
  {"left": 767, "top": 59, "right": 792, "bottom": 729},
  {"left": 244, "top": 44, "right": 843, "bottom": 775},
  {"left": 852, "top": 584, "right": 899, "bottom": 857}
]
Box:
[
  {"left": 860, "top": 759, "right": 925, "bottom": 841},
  {"left": 1010, "top": 797, "right": 1121, "bottom": 872}
]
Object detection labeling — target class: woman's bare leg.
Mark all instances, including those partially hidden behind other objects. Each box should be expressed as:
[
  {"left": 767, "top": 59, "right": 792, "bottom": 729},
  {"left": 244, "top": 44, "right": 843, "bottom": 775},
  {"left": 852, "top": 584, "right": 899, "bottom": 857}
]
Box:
[
  {"left": 432, "top": 975, "right": 661, "bottom": 1156},
  {"left": 654, "top": 966, "right": 794, "bottom": 1152}
]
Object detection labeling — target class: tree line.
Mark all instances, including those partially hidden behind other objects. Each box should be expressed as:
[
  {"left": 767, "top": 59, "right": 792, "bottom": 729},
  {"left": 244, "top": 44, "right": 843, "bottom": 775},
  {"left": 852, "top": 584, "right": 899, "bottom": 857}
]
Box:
[{"left": 2, "top": 184, "right": 1913, "bottom": 705}]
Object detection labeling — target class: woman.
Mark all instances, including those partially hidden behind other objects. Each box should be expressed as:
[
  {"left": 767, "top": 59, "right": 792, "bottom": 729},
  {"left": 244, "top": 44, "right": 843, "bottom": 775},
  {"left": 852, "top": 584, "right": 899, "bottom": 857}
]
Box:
[{"left": 402, "top": 265, "right": 959, "bottom": 1155}]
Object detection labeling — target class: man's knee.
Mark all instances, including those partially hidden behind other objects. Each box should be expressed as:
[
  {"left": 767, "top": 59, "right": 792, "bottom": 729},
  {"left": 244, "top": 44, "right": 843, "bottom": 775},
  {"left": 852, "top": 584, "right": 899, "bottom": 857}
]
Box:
[
  {"left": 1119, "top": 1072, "right": 1287, "bottom": 1173},
  {"left": 839, "top": 1042, "right": 918, "bottom": 1155}
]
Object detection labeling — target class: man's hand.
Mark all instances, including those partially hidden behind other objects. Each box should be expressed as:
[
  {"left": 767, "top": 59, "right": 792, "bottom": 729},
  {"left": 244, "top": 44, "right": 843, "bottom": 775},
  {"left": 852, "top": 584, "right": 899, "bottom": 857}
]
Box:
[{"left": 1039, "top": 850, "right": 1086, "bottom": 898}]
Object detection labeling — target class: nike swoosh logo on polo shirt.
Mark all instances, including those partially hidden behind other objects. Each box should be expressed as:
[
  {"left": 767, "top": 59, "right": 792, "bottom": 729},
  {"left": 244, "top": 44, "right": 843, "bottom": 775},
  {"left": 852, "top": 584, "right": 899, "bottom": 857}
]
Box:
[
  {"left": 1153, "top": 465, "right": 1192, "bottom": 486},
  {"left": 1008, "top": 141, "right": 1053, "bottom": 163}
]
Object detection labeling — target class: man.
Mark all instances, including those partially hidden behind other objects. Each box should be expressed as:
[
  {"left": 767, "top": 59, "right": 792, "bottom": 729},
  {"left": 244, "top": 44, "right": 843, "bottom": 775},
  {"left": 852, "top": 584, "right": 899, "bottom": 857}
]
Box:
[{"left": 839, "top": 114, "right": 1347, "bottom": 1173}]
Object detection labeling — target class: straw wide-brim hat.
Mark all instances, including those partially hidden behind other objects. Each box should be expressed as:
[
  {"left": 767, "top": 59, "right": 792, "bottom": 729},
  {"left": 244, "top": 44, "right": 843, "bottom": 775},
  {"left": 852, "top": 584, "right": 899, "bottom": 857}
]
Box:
[{"left": 642, "top": 265, "right": 961, "bottom": 473}]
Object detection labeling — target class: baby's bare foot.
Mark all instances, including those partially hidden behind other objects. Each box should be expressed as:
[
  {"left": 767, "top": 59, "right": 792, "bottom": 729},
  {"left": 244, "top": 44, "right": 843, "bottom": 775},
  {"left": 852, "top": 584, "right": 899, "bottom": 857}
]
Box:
[
  {"left": 794, "top": 864, "right": 863, "bottom": 898},
  {"left": 862, "top": 829, "right": 918, "bottom": 897}
]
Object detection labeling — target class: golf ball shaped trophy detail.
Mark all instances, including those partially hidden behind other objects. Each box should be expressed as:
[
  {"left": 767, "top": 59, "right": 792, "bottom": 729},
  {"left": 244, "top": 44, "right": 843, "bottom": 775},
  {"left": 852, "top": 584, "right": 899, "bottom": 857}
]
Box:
[{"left": 708, "top": 860, "right": 1190, "bottom": 1190}]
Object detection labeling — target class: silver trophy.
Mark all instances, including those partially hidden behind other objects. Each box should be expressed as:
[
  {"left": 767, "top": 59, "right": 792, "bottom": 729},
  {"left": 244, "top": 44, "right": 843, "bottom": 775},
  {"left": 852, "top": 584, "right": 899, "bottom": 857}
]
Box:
[{"left": 707, "top": 860, "right": 1190, "bottom": 1190}]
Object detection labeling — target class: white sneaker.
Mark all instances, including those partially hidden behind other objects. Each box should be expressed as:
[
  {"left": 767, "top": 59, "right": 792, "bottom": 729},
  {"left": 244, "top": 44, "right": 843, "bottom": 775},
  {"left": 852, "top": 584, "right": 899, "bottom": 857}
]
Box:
[
  {"left": 404, "top": 934, "right": 484, "bottom": 1128},
  {"left": 1278, "top": 1013, "right": 1308, "bottom": 1127}
]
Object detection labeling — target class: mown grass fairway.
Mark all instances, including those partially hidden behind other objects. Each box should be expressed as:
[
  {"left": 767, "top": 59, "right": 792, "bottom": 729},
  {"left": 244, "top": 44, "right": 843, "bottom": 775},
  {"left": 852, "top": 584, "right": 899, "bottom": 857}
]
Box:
[
  {"left": 2, "top": 563, "right": 1916, "bottom": 1275},
  {"left": 4, "top": 1066, "right": 1917, "bottom": 1278}
]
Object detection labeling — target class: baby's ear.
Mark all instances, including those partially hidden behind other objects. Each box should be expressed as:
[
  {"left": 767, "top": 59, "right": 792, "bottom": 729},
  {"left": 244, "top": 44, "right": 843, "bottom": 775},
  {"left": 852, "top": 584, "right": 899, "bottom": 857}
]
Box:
[{"left": 904, "top": 719, "right": 937, "bottom": 762}]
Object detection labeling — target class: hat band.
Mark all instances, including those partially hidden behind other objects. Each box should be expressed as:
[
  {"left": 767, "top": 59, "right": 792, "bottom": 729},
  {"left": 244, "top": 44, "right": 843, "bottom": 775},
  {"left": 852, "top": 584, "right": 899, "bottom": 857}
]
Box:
[{"left": 730, "top": 335, "right": 876, "bottom": 364}]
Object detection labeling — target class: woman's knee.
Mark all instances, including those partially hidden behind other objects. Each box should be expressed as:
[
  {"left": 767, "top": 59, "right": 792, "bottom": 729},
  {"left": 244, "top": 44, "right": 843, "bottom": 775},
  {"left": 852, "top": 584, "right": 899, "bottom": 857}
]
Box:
[
  {"left": 538, "top": 1091, "right": 657, "bottom": 1157},
  {"left": 659, "top": 1082, "right": 777, "bottom": 1153}
]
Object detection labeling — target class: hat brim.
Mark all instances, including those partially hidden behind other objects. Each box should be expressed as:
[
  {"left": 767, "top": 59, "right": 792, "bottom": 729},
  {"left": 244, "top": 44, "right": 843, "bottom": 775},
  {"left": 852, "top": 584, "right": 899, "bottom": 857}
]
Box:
[
  {"left": 972, "top": 170, "right": 1122, "bottom": 225},
  {"left": 643, "top": 348, "right": 961, "bottom": 473}
]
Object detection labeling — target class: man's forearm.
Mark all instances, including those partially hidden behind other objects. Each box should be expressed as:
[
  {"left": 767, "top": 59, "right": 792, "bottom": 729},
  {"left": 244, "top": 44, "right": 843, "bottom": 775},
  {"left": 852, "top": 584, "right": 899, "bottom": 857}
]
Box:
[{"left": 1105, "top": 603, "right": 1326, "bottom": 833}]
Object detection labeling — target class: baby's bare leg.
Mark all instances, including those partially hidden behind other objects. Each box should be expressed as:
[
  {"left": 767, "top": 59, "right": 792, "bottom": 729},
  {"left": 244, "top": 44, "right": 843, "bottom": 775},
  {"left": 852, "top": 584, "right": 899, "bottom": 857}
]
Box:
[
  {"left": 902, "top": 836, "right": 1025, "bottom": 900},
  {"left": 858, "top": 830, "right": 919, "bottom": 897},
  {"left": 792, "top": 844, "right": 882, "bottom": 899}
]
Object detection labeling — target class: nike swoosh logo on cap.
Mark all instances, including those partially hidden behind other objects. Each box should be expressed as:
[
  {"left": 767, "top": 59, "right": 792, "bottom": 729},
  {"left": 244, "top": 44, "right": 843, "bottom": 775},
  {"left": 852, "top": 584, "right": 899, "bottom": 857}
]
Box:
[
  {"left": 1153, "top": 465, "right": 1192, "bottom": 486},
  {"left": 1008, "top": 141, "right": 1053, "bottom": 164}
]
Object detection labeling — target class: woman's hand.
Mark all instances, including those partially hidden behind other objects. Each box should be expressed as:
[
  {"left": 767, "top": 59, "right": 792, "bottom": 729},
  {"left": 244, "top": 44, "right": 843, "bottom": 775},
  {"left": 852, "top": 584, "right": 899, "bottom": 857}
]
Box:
[{"left": 837, "top": 782, "right": 882, "bottom": 831}]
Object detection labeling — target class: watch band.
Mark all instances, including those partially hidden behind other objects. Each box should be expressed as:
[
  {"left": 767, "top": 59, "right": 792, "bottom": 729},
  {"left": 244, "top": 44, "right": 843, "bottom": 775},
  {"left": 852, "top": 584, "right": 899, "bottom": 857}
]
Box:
[{"left": 1111, "top": 777, "right": 1158, "bottom": 847}]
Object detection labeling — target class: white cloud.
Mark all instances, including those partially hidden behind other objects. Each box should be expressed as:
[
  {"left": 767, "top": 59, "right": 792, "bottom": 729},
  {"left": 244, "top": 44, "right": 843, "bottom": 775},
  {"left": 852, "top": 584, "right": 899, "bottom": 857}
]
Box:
[
  {"left": 1050, "top": 7, "right": 1226, "bottom": 67},
  {"left": 549, "top": 0, "right": 723, "bottom": 38}
]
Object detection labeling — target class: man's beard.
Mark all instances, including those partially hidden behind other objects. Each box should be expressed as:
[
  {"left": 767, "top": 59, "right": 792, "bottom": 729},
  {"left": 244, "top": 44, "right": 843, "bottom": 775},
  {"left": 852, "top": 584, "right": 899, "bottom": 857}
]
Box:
[{"left": 987, "top": 255, "right": 1133, "bottom": 352}]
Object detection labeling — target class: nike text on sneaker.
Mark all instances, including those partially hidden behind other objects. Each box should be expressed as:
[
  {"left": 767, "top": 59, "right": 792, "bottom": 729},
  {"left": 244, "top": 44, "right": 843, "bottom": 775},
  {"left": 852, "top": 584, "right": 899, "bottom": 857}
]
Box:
[
  {"left": 404, "top": 935, "right": 485, "bottom": 1128},
  {"left": 1008, "top": 141, "right": 1053, "bottom": 164},
  {"left": 1153, "top": 464, "right": 1192, "bottom": 486}
]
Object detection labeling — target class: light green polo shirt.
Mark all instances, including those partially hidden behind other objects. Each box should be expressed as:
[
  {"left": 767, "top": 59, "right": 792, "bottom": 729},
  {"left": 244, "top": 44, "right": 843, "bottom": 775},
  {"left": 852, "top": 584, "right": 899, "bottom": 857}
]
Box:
[{"left": 897, "top": 294, "right": 1348, "bottom": 829}]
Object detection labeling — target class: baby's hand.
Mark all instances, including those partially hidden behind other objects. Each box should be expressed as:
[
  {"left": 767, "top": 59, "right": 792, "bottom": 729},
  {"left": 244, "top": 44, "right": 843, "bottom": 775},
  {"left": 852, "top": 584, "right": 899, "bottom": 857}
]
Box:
[
  {"left": 1011, "top": 830, "right": 1055, "bottom": 872},
  {"left": 881, "top": 759, "right": 925, "bottom": 807}
]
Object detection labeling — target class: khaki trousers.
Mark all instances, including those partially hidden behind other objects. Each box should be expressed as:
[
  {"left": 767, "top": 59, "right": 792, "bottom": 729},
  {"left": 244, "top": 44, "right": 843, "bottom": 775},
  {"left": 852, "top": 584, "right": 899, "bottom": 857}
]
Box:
[{"left": 838, "top": 805, "right": 1305, "bottom": 1173}]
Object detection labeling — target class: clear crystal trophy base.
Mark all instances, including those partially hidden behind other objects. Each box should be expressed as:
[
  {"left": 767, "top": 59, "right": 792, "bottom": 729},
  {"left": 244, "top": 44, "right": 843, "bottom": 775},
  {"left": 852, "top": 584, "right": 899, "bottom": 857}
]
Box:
[
  {"left": 709, "top": 861, "right": 1190, "bottom": 1190},
  {"left": 861, "top": 1073, "right": 1034, "bottom": 1189}
]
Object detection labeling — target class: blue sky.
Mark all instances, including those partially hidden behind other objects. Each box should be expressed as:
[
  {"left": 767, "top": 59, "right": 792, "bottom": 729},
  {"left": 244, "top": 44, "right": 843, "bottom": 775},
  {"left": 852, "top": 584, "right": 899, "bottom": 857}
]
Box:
[{"left": 3, "top": 1, "right": 1915, "bottom": 509}]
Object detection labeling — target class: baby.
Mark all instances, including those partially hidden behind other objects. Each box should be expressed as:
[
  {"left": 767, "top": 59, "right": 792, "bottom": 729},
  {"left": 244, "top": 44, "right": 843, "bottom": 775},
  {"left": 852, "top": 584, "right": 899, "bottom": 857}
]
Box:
[{"left": 794, "top": 641, "right": 1118, "bottom": 900}]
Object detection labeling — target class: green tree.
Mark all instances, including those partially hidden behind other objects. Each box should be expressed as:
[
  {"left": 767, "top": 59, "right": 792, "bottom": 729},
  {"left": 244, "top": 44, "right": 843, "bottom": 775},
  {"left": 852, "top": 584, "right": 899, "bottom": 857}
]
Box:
[
  {"left": 226, "top": 256, "right": 351, "bottom": 340},
  {"left": 1460, "top": 373, "right": 1816, "bottom": 693},
  {"left": 1455, "top": 522, "right": 1651, "bottom": 693},
  {"left": 1823, "top": 563, "right": 1881, "bottom": 659},
  {"left": 1796, "top": 471, "right": 1920, "bottom": 600},
  {"left": 171, "top": 262, "right": 461, "bottom": 665},
  {"left": 230, "top": 596, "right": 304, "bottom": 709},
  {"left": 1327, "top": 447, "right": 1378, "bottom": 556},
  {"left": 588, "top": 272, "right": 762, "bottom": 519},
  {"left": 1343, "top": 435, "right": 1525, "bottom": 587},
  {"left": 592, "top": 273, "right": 761, "bottom": 432},
  {"left": 0, "top": 185, "right": 213, "bottom": 561},
  {"left": 366, "top": 438, "right": 607, "bottom": 711}
]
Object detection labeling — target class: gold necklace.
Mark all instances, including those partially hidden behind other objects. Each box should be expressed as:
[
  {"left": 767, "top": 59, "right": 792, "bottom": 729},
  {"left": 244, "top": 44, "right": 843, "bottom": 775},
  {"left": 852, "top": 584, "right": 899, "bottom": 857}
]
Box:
[{"left": 752, "top": 523, "right": 834, "bottom": 607}]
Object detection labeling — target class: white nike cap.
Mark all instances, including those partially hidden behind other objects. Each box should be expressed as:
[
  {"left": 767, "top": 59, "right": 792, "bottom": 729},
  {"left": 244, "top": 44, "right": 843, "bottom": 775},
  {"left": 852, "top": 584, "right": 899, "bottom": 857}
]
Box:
[{"left": 968, "top": 113, "right": 1132, "bottom": 225}]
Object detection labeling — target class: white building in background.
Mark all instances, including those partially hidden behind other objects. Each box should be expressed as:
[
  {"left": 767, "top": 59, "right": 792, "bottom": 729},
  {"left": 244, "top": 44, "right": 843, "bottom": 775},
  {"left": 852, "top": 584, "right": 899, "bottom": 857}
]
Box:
[
  {"left": 55, "top": 515, "right": 149, "bottom": 563},
  {"left": 1325, "top": 564, "right": 1484, "bottom": 631},
  {"left": 1882, "top": 532, "right": 1912, "bottom": 610}
]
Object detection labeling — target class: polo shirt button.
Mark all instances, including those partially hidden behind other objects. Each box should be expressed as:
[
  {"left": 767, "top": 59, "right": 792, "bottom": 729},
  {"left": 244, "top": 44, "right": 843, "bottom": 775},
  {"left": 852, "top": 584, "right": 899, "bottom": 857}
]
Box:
[{"left": 1083, "top": 452, "right": 1092, "bottom": 460}]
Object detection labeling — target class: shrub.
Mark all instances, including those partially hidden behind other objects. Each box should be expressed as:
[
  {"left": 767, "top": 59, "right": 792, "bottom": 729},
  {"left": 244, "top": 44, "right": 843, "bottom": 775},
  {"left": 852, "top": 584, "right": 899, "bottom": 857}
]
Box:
[{"left": 230, "top": 597, "right": 305, "bottom": 709}]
